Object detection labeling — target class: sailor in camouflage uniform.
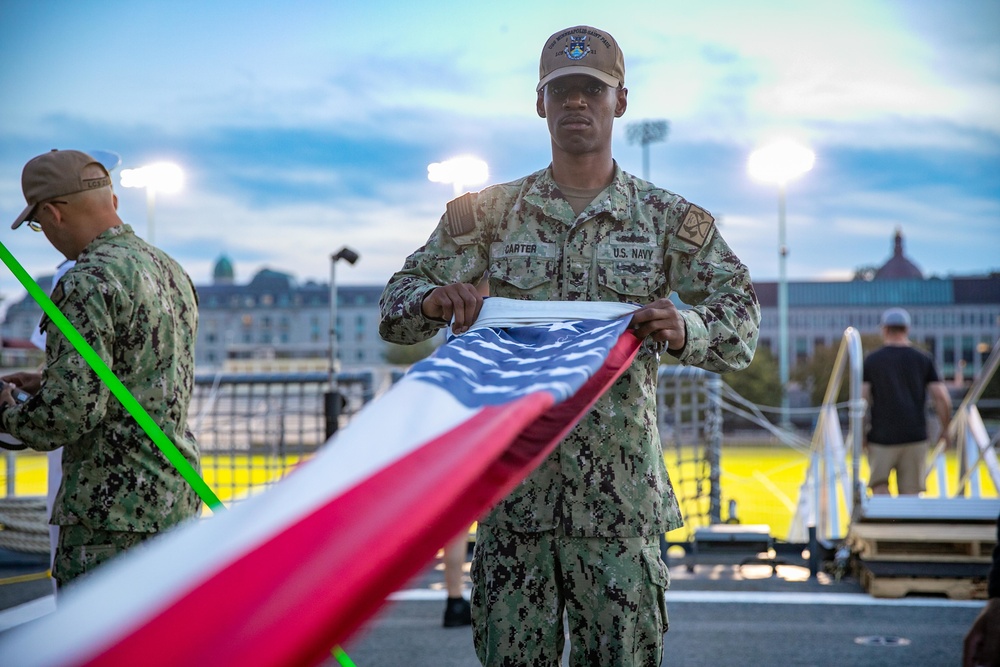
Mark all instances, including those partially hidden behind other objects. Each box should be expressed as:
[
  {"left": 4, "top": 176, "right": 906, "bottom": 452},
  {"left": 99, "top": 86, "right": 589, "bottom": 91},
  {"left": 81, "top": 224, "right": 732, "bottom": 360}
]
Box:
[
  {"left": 0, "top": 150, "right": 201, "bottom": 588},
  {"left": 380, "top": 26, "right": 759, "bottom": 667}
]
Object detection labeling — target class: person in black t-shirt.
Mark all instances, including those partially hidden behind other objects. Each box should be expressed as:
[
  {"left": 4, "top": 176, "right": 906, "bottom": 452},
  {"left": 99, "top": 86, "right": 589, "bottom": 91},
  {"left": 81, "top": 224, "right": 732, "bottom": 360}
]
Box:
[{"left": 862, "top": 307, "right": 952, "bottom": 495}]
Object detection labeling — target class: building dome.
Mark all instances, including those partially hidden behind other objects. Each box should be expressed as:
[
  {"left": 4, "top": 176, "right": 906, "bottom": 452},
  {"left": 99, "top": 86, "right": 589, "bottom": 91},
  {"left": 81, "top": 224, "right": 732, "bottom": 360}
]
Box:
[
  {"left": 248, "top": 268, "right": 294, "bottom": 292},
  {"left": 874, "top": 228, "right": 923, "bottom": 280},
  {"left": 213, "top": 254, "right": 235, "bottom": 285}
]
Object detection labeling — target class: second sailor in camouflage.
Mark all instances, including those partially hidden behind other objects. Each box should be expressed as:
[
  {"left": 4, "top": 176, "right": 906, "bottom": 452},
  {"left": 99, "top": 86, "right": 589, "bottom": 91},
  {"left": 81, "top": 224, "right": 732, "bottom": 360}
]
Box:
[{"left": 0, "top": 150, "right": 201, "bottom": 586}]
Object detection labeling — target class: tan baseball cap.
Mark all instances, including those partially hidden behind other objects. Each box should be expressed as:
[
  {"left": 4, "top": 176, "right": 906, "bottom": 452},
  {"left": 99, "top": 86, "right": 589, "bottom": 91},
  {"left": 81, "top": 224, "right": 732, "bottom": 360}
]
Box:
[
  {"left": 537, "top": 26, "right": 625, "bottom": 92},
  {"left": 11, "top": 149, "right": 111, "bottom": 229}
]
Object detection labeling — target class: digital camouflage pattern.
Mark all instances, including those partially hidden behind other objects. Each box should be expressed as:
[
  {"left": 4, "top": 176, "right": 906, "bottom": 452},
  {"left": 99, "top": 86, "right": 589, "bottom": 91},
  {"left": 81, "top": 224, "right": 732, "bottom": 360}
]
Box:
[
  {"left": 471, "top": 525, "right": 668, "bottom": 667},
  {"left": 382, "top": 164, "right": 759, "bottom": 664},
  {"left": 0, "top": 224, "right": 201, "bottom": 552},
  {"left": 54, "top": 524, "right": 154, "bottom": 586},
  {"left": 380, "top": 164, "right": 760, "bottom": 537}
]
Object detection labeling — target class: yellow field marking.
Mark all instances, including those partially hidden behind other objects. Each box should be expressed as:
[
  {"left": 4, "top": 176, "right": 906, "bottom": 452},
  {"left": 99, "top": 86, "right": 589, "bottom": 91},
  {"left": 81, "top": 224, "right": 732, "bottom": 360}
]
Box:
[
  {"left": 751, "top": 470, "right": 798, "bottom": 513},
  {"left": 755, "top": 457, "right": 811, "bottom": 476},
  {"left": 0, "top": 570, "right": 51, "bottom": 586}
]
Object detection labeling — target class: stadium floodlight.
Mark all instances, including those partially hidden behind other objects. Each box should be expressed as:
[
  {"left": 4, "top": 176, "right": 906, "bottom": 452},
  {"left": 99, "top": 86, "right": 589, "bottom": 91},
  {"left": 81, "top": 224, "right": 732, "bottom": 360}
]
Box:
[
  {"left": 428, "top": 156, "right": 489, "bottom": 197},
  {"left": 626, "top": 120, "right": 669, "bottom": 180},
  {"left": 748, "top": 139, "right": 815, "bottom": 186},
  {"left": 119, "top": 162, "right": 185, "bottom": 243},
  {"left": 120, "top": 162, "right": 184, "bottom": 193}
]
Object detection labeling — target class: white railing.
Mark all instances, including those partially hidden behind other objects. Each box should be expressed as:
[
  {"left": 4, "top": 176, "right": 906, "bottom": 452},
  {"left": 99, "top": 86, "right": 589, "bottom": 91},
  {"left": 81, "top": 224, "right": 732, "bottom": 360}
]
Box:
[
  {"left": 924, "top": 336, "right": 1000, "bottom": 498},
  {"left": 788, "top": 327, "right": 865, "bottom": 546}
]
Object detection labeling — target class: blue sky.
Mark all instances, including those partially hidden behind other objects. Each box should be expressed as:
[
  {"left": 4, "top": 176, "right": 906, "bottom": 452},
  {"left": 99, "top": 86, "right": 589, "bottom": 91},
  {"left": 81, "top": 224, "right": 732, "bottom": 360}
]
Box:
[{"left": 1, "top": 0, "right": 998, "bottom": 313}]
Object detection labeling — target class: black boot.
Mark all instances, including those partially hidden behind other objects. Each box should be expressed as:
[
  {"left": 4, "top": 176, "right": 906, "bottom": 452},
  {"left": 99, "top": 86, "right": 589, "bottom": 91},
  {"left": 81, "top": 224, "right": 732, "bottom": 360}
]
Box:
[{"left": 443, "top": 596, "right": 471, "bottom": 627}]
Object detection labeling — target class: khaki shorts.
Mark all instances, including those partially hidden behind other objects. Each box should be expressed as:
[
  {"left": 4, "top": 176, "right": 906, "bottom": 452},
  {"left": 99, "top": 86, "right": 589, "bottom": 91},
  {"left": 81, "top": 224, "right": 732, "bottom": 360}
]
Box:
[
  {"left": 867, "top": 441, "right": 927, "bottom": 494},
  {"left": 471, "top": 525, "right": 669, "bottom": 667}
]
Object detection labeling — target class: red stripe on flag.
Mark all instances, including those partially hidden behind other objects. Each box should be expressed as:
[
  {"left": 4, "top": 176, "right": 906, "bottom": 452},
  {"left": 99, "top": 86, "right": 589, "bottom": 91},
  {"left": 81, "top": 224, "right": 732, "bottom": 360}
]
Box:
[
  {"left": 79, "top": 394, "right": 554, "bottom": 667},
  {"left": 72, "top": 329, "right": 641, "bottom": 667},
  {"left": 476, "top": 330, "right": 642, "bottom": 505}
]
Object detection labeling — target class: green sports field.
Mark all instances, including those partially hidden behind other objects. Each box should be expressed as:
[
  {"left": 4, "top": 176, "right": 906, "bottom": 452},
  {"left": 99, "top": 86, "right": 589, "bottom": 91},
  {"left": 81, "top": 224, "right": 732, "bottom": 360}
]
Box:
[{"left": 2, "top": 447, "right": 995, "bottom": 542}]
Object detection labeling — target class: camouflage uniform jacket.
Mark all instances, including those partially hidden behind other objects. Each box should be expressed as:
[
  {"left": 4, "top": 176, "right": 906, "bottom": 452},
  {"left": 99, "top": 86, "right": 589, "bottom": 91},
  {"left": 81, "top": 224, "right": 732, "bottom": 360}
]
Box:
[
  {"left": 380, "top": 165, "right": 760, "bottom": 537},
  {"left": 0, "top": 224, "right": 201, "bottom": 533}
]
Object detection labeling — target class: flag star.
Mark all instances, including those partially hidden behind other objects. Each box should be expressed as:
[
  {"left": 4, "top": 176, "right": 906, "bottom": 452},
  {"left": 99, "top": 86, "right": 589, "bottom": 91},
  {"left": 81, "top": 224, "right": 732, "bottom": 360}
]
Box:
[
  {"left": 560, "top": 350, "right": 603, "bottom": 363},
  {"left": 545, "top": 321, "right": 580, "bottom": 333}
]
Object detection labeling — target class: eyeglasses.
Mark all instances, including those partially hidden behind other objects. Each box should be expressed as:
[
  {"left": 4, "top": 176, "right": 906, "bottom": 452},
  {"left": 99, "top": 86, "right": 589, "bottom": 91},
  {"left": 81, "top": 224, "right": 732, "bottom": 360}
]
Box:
[{"left": 25, "top": 200, "right": 68, "bottom": 232}]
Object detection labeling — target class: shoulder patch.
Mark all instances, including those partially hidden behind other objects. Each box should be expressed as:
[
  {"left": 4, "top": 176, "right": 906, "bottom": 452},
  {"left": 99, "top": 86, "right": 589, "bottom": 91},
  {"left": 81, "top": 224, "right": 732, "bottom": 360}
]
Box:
[
  {"left": 677, "top": 204, "right": 715, "bottom": 248},
  {"left": 445, "top": 192, "right": 477, "bottom": 237},
  {"left": 49, "top": 279, "right": 69, "bottom": 304},
  {"left": 38, "top": 276, "right": 74, "bottom": 336}
]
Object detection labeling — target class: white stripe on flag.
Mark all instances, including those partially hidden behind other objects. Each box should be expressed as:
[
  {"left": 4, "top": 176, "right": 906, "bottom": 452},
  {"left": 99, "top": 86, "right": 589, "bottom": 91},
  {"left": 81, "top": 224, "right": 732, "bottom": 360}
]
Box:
[{"left": 0, "top": 303, "right": 641, "bottom": 667}]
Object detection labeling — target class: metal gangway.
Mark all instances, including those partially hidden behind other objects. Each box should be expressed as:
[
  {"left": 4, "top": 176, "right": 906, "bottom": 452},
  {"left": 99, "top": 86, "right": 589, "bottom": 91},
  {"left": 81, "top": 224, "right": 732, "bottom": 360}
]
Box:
[{"left": 788, "top": 329, "right": 1000, "bottom": 556}]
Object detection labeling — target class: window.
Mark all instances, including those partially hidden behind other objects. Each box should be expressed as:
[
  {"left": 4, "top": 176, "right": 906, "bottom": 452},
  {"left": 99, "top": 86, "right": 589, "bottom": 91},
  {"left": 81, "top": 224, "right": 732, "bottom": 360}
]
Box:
[
  {"left": 962, "top": 336, "right": 975, "bottom": 365},
  {"left": 942, "top": 336, "right": 955, "bottom": 365},
  {"left": 924, "top": 337, "right": 936, "bottom": 357},
  {"left": 980, "top": 337, "right": 993, "bottom": 363}
]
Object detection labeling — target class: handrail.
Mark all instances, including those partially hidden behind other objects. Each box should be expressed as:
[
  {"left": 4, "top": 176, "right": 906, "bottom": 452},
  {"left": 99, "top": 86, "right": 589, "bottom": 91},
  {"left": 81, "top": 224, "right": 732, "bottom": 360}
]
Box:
[
  {"left": 788, "top": 327, "right": 864, "bottom": 545},
  {"left": 925, "top": 335, "right": 1000, "bottom": 496},
  {"left": 823, "top": 327, "right": 866, "bottom": 516}
]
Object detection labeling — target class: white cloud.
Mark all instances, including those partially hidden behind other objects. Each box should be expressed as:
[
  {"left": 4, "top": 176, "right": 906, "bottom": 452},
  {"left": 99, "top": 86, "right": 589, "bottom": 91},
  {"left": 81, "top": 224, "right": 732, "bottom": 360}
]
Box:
[
  {"left": 136, "top": 177, "right": 445, "bottom": 289},
  {"left": 2, "top": 0, "right": 998, "bottom": 313}
]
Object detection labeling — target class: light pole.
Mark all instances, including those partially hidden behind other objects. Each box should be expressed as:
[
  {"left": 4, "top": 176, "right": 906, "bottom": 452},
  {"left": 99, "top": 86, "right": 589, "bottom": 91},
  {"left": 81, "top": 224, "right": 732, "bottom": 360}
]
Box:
[
  {"left": 428, "top": 155, "right": 489, "bottom": 198},
  {"left": 326, "top": 246, "right": 359, "bottom": 439},
  {"left": 626, "top": 120, "right": 669, "bottom": 180},
  {"left": 329, "top": 247, "right": 360, "bottom": 377},
  {"left": 119, "top": 162, "right": 184, "bottom": 244},
  {"left": 748, "top": 139, "right": 815, "bottom": 430}
]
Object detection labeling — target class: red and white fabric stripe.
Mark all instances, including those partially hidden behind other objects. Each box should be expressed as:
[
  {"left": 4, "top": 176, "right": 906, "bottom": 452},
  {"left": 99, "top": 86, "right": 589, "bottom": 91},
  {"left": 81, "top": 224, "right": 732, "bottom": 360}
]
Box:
[{"left": 0, "top": 299, "right": 640, "bottom": 666}]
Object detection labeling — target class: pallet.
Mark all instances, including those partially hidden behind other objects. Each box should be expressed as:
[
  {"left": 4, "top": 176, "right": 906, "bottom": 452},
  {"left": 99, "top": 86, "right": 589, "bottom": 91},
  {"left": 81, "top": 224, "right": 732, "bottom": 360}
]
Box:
[
  {"left": 847, "top": 522, "right": 996, "bottom": 563},
  {"left": 858, "top": 496, "right": 1000, "bottom": 522},
  {"left": 858, "top": 564, "right": 989, "bottom": 600}
]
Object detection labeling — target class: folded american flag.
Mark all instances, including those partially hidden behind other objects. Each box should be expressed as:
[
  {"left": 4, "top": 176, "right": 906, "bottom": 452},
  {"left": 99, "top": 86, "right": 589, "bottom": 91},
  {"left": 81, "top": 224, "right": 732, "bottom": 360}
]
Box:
[{"left": 0, "top": 298, "right": 641, "bottom": 667}]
